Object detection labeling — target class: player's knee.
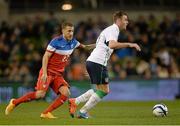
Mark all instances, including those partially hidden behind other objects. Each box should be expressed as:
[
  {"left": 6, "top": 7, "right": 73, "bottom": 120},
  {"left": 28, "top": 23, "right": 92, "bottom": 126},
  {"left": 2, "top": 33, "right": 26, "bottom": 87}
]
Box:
[
  {"left": 99, "top": 88, "right": 109, "bottom": 94},
  {"left": 105, "top": 89, "right": 110, "bottom": 94},
  {"left": 35, "top": 90, "right": 46, "bottom": 99},
  {"left": 101, "top": 89, "right": 109, "bottom": 95},
  {"left": 65, "top": 90, "right": 71, "bottom": 97},
  {"left": 59, "top": 86, "right": 70, "bottom": 97},
  {"left": 104, "top": 87, "right": 110, "bottom": 94},
  {"left": 61, "top": 90, "right": 70, "bottom": 97}
]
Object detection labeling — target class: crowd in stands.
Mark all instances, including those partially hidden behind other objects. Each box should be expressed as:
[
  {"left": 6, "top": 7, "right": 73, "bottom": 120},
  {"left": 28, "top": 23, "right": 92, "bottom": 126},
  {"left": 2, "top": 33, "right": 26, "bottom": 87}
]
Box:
[{"left": 0, "top": 12, "right": 180, "bottom": 84}]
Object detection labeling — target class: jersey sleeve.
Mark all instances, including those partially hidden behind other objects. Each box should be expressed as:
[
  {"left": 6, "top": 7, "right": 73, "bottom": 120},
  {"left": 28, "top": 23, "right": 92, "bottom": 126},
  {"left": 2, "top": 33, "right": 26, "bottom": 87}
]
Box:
[
  {"left": 104, "top": 27, "right": 119, "bottom": 42},
  {"left": 75, "top": 39, "right": 81, "bottom": 48},
  {"left": 46, "top": 39, "right": 57, "bottom": 52}
]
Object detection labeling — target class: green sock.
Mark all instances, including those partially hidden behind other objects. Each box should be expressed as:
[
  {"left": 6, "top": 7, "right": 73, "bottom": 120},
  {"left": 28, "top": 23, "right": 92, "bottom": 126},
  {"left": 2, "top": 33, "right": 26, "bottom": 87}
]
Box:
[
  {"left": 80, "top": 90, "right": 108, "bottom": 113},
  {"left": 95, "top": 90, "right": 108, "bottom": 99}
]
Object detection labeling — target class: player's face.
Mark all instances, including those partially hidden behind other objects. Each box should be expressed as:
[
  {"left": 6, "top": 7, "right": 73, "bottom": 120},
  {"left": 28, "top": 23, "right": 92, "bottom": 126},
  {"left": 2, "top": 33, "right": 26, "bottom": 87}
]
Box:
[
  {"left": 62, "top": 26, "right": 74, "bottom": 41},
  {"left": 117, "top": 15, "right": 129, "bottom": 30}
]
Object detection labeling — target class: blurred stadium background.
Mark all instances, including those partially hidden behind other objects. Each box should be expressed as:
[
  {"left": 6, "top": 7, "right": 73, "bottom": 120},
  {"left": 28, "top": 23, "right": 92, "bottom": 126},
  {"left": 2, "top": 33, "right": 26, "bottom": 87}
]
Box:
[{"left": 0, "top": 0, "right": 180, "bottom": 103}]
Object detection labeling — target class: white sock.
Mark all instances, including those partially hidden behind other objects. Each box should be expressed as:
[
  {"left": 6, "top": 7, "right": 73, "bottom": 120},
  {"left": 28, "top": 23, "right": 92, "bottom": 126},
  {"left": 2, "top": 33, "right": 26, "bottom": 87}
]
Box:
[
  {"left": 75, "top": 89, "right": 94, "bottom": 105},
  {"left": 80, "top": 92, "right": 101, "bottom": 113}
]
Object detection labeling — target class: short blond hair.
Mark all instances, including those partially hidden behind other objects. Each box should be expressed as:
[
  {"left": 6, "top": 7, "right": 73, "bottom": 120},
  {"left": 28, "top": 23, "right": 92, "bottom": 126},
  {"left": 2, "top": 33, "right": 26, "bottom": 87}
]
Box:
[
  {"left": 61, "top": 22, "right": 73, "bottom": 29},
  {"left": 113, "top": 11, "right": 128, "bottom": 22}
]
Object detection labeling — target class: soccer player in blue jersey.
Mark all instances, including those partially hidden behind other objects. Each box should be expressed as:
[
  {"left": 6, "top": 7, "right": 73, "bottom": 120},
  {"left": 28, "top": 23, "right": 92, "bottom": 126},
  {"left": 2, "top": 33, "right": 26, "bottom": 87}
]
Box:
[
  {"left": 68, "top": 11, "right": 141, "bottom": 119},
  {"left": 5, "top": 22, "right": 95, "bottom": 119}
]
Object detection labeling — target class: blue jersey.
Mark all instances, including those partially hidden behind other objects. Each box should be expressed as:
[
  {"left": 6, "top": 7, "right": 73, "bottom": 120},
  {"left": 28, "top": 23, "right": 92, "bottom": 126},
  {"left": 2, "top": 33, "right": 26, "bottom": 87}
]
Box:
[{"left": 46, "top": 35, "right": 80, "bottom": 74}]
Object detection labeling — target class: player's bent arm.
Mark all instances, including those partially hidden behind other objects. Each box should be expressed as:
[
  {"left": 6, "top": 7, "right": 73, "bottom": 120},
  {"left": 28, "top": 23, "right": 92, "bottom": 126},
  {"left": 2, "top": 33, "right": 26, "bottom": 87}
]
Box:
[
  {"left": 109, "top": 40, "right": 141, "bottom": 51},
  {"left": 42, "top": 51, "right": 53, "bottom": 75},
  {"left": 109, "top": 40, "right": 130, "bottom": 49}
]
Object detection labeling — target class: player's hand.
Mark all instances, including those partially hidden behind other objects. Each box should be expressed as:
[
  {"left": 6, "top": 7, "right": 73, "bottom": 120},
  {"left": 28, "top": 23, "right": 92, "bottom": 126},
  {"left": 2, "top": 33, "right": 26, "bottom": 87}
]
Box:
[
  {"left": 41, "top": 74, "right": 47, "bottom": 83},
  {"left": 129, "top": 43, "right": 141, "bottom": 51}
]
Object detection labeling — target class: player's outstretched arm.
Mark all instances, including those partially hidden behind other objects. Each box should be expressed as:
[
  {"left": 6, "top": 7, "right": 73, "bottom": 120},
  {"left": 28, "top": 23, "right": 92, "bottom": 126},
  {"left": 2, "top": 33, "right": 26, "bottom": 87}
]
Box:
[
  {"left": 109, "top": 40, "right": 141, "bottom": 51},
  {"left": 79, "top": 44, "right": 96, "bottom": 50}
]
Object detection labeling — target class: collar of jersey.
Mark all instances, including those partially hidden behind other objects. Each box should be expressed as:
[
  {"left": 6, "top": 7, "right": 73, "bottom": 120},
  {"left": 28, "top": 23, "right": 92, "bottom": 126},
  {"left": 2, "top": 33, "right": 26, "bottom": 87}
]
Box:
[
  {"left": 113, "top": 23, "right": 119, "bottom": 32},
  {"left": 60, "top": 36, "right": 73, "bottom": 45}
]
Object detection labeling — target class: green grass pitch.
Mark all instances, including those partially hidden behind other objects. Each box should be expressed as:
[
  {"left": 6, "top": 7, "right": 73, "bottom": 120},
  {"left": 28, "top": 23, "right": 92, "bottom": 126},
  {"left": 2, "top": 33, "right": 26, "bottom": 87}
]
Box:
[{"left": 1, "top": 100, "right": 180, "bottom": 125}]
